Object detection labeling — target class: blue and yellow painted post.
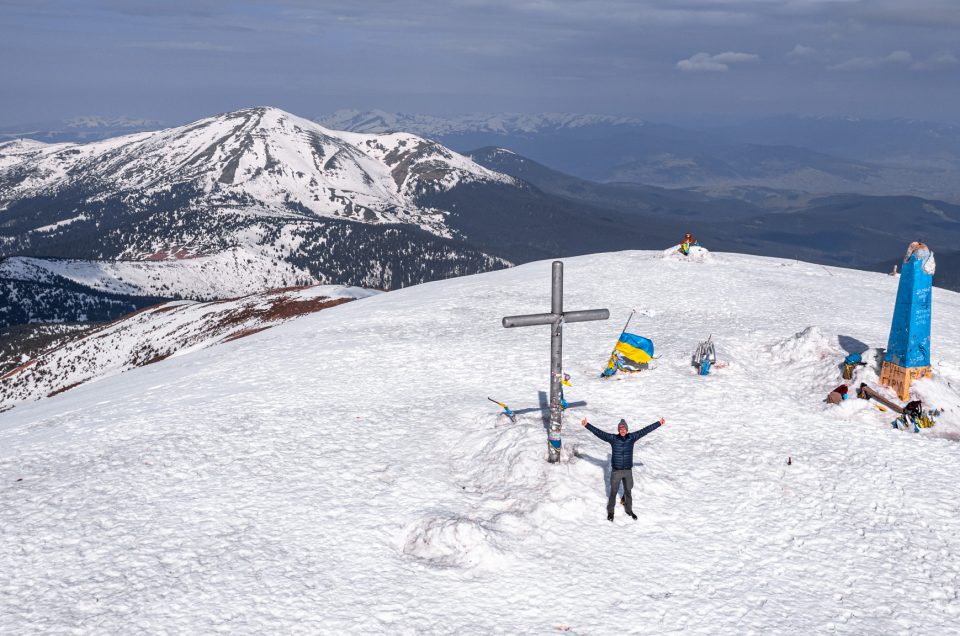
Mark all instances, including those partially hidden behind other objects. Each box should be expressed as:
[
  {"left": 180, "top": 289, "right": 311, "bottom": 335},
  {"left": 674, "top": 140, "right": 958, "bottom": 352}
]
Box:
[{"left": 880, "top": 242, "right": 935, "bottom": 400}]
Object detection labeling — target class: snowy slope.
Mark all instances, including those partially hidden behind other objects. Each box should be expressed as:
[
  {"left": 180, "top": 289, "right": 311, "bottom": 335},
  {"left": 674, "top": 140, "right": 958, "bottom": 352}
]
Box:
[
  {"left": 0, "top": 284, "right": 374, "bottom": 412},
  {"left": 2, "top": 251, "right": 960, "bottom": 633},
  {"left": 1, "top": 252, "right": 315, "bottom": 300}
]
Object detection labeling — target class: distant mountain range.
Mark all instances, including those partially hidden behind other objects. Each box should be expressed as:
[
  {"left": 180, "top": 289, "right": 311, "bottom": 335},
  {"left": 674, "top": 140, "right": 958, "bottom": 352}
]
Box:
[
  {"left": 713, "top": 115, "right": 960, "bottom": 167},
  {"left": 3, "top": 106, "right": 960, "bottom": 333},
  {"left": 468, "top": 146, "right": 960, "bottom": 278},
  {"left": 0, "top": 107, "right": 695, "bottom": 323},
  {"left": 316, "top": 110, "right": 960, "bottom": 202},
  {"left": 9, "top": 110, "right": 958, "bottom": 201},
  {"left": 0, "top": 116, "right": 164, "bottom": 144}
]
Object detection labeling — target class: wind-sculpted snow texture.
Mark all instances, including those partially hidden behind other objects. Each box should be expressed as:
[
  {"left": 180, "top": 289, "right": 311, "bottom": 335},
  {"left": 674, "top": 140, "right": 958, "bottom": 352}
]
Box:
[
  {"left": 2, "top": 251, "right": 960, "bottom": 633},
  {"left": 0, "top": 107, "right": 513, "bottom": 294}
]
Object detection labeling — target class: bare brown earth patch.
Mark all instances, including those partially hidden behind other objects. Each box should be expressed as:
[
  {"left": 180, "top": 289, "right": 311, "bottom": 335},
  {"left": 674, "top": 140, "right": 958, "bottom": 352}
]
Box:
[
  {"left": 222, "top": 326, "right": 272, "bottom": 342},
  {"left": 1, "top": 359, "right": 37, "bottom": 381},
  {"left": 48, "top": 382, "right": 83, "bottom": 398}
]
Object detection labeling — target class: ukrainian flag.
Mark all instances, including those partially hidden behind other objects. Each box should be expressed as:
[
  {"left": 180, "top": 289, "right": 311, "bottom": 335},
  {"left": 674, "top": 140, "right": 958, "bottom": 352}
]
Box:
[{"left": 603, "top": 332, "right": 654, "bottom": 376}]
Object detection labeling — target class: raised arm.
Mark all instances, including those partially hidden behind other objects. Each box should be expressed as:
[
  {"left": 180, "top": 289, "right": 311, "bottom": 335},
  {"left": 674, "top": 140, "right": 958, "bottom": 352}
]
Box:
[
  {"left": 630, "top": 419, "right": 664, "bottom": 441},
  {"left": 583, "top": 421, "right": 615, "bottom": 442}
]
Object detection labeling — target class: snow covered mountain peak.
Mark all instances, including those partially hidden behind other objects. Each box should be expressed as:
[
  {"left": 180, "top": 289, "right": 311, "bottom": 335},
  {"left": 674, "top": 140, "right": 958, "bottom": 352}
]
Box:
[
  {"left": 0, "top": 106, "right": 519, "bottom": 292},
  {"left": 0, "top": 105, "right": 515, "bottom": 232}
]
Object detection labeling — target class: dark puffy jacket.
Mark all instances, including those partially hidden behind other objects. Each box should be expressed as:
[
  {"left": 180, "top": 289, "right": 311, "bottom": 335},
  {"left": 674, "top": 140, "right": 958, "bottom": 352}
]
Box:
[{"left": 585, "top": 422, "right": 661, "bottom": 470}]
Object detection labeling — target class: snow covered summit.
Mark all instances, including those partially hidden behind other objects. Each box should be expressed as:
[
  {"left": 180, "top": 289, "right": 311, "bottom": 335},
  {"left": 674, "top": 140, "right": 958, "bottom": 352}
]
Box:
[
  {"left": 2, "top": 250, "right": 960, "bottom": 633},
  {"left": 1, "top": 106, "right": 513, "bottom": 236},
  {"left": 0, "top": 106, "right": 518, "bottom": 294}
]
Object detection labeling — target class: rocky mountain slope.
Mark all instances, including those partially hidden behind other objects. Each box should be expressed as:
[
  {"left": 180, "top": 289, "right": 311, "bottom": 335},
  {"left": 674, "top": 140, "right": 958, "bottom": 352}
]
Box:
[{"left": 0, "top": 106, "right": 514, "bottom": 244}]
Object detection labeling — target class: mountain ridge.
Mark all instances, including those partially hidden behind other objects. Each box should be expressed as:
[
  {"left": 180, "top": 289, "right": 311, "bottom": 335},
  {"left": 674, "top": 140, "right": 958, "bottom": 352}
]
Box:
[{"left": 0, "top": 106, "right": 525, "bottom": 297}]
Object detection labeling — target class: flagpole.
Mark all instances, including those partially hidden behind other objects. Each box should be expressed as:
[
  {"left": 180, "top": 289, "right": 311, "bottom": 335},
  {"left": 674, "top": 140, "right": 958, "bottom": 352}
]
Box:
[{"left": 602, "top": 309, "right": 635, "bottom": 375}]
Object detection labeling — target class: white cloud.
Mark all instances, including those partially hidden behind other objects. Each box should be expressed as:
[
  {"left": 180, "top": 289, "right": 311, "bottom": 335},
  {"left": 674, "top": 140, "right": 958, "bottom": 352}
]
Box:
[
  {"left": 677, "top": 51, "right": 759, "bottom": 72},
  {"left": 911, "top": 53, "right": 960, "bottom": 71},
  {"left": 887, "top": 50, "right": 913, "bottom": 64},
  {"left": 711, "top": 51, "right": 760, "bottom": 64},
  {"left": 827, "top": 50, "right": 913, "bottom": 71},
  {"left": 787, "top": 44, "right": 817, "bottom": 60}
]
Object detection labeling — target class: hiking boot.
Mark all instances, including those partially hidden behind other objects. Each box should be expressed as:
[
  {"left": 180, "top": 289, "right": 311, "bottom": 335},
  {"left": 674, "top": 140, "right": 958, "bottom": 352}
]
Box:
[
  {"left": 628, "top": 512, "right": 638, "bottom": 520},
  {"left": 607, "top": 512, "right": 614, "bottom": 522}
]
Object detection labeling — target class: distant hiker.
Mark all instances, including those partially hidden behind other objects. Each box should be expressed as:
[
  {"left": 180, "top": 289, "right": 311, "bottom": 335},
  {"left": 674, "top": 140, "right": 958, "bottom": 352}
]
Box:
[
  {"left": 679, "top": 232, "right": 700, "bottom": 256},
  {"left": 581, "top": 417, "right": 664, "bottom": 521}
]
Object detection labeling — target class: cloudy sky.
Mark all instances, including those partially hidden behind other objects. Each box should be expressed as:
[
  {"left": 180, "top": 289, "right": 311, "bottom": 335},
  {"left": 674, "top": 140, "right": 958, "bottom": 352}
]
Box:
[{"left": 2, "top": 0, "right": 959, "bottom": 124}]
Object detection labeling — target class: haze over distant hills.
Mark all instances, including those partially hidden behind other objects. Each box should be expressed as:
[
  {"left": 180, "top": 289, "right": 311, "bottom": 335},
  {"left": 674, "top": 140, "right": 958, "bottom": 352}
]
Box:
[
  {"left": 468, "top": 147, "right": 960, "bottom": 272},
  {"left": 317, "top": 110, "right": 960, "bottom": 202},
  {"left": 7, "top": 109, "right": 959, "bottom": 201},
  {"left": 0, "top": 116, "right": 164, "bottom": 144}
]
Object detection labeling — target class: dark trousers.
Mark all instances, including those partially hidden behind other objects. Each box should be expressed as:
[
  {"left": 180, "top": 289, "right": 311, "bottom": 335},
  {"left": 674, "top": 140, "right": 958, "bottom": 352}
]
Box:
[{"left": 608, "top": 469, "right": 634, "bottom": 515}]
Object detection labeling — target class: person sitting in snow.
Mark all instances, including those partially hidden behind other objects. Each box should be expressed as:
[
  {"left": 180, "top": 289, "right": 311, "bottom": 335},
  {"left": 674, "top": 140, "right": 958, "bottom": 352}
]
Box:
[
  {"left": 581, "top": 417, "right": 665, "bottom": 521},
  {"left": 679, "top": 232, "right": 700, "bottom": 256}
]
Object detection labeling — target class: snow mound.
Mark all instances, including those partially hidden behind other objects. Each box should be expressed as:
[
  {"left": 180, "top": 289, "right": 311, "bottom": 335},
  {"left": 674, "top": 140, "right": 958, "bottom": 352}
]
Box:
[
  {"left": 911, "top": 374, "right": 960, "bottom": 440},
  {"left": 659, "top": 244, "right": 713, "bottom": 262},
  {"left": 402, "top": 516, "right": 505, "bottom": 569},
  {"left": 769, "top": 326, "right": 840, "bottom": 364}
]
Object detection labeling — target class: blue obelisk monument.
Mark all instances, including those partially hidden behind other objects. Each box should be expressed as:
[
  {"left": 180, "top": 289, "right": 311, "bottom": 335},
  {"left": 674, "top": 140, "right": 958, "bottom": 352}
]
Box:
[{"left": 880, "top": 242, "right": 935, "bottom": 400}]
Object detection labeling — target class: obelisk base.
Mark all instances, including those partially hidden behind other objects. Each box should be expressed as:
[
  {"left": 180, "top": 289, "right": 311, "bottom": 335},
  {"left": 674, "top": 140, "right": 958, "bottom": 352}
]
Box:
[{"left": 879, "top": 361, "right": 932, "bottom": 401}]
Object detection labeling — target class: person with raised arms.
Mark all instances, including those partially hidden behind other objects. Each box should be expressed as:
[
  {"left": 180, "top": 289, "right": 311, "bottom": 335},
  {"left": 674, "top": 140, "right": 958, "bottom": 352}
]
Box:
[{"left": 581, "top": 416, "right": 665, "bottom": 521}]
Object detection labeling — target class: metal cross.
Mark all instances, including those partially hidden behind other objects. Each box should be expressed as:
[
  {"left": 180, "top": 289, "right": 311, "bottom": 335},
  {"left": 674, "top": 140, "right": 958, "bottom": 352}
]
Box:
[{"left": 502, "top": 261, "right": 609, "bottom": 463}]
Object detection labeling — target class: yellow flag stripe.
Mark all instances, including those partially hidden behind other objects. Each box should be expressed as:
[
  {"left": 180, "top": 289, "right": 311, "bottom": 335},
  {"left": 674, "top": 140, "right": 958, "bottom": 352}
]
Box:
[{"left": 615, "top": 341, "right": 653, "bottom": 363}]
